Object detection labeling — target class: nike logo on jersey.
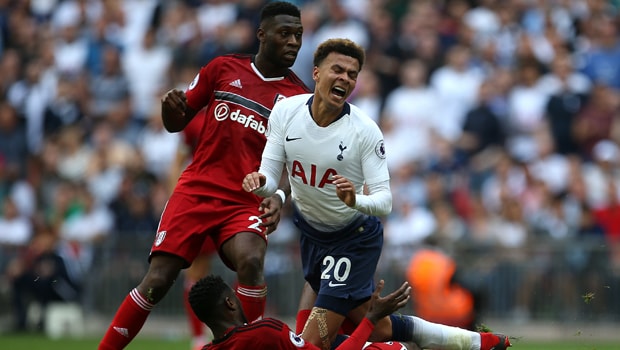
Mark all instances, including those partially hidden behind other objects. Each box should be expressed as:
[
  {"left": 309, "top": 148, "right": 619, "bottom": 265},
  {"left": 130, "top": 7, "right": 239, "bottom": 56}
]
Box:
[
  {"left": 286, "top": 136, "right": 302, "bottom": 141},
  {"left": 328, "top": 281, "right": 346, "bottom": 287},
  {"left": 229, "top": 79, "right": 243, "bottom": 89}
]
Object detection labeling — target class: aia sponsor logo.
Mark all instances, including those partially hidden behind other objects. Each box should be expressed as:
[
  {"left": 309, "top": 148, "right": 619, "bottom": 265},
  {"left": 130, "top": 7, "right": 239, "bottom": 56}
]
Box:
[
  {"left": 213, "top": 102, "right": 267, "bottom": 135},
  {"left": 291, "top": 161, "right": 337, "bottom": 188}
]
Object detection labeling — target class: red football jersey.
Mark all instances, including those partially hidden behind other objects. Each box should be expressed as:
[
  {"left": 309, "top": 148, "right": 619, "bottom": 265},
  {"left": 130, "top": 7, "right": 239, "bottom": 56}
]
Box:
[
  {"left": 203, "top": 318, "right": 376, "bottom": 350},
  {"left": 182, "top": 114, "right": 203, "bottom": 156},
  {"left": 179, "top": 54, "right": 309, "bottom": 204}
]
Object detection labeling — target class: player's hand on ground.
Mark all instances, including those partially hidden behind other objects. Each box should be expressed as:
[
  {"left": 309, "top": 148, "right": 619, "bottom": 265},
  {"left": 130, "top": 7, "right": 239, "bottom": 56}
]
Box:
[
  {"left": 365, "top": 280, "right": 410, "bottom": 324},
  {"left": 161, "top": 89, "right": 187, "bottom": 117},
  {"left": 258, "top": 195, "right": 283, "bottom": 235},
  {"left": 242, "top": 172, "right": 267, "bottom": 192},
  {"left": 332, "top": 175, "right": 356, "bottom": 207}
]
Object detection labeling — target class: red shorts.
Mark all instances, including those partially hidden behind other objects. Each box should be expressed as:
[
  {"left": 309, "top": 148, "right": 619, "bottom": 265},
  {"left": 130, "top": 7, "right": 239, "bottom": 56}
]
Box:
[
  {"left": 199, "top": 235, "right": 217, "bottom": 255},
  {"left": 150, "top": 192, "right": 267, "bottom": 269},
  {"left": 364, "top": 341, "right": 409, "bottom": 350}
]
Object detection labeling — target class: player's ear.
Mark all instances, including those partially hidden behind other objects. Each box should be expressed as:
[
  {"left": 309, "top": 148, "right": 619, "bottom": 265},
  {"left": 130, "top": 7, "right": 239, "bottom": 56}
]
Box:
[
  {"left": 312, "top": 66, "right": 319, "bottom": 82},
  {"left": 257, "top": 27, "right": 266, "bottom": 43},
  {"left": 225, "top": 296, "right": 236, "bottom": 310}
]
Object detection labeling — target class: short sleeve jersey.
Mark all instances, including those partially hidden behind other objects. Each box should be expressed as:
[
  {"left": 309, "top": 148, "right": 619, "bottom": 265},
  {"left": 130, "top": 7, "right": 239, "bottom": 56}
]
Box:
[
  {"left": 262, "top": 94, "right": 389, "bottom": 231},
  {"left": 179, "top": 54, "right": 309, "bottom": 204}
]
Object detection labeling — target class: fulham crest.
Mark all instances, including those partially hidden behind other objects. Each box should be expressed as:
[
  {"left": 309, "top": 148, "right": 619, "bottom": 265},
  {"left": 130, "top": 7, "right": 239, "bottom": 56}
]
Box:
[{"left": 155, "top": 231, "right": 167, "bottom": 246}]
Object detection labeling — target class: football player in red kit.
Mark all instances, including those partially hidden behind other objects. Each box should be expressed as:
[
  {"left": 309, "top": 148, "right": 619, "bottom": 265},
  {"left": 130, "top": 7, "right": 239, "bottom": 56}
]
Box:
[
  {"left": 169, "top": 115, "right": 218, "bottom": 349},
  {"left": 98, "top": 2, "right": 310, "bottom": 349},
  {"left": 188, "top": 274, "right": 420, "bottom": 350}
]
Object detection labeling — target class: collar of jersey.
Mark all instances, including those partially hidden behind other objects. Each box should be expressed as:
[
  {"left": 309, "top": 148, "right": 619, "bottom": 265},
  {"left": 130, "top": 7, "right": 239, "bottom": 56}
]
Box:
[{"left": 306, "top": 95, "right": 350, "bottom": 125}]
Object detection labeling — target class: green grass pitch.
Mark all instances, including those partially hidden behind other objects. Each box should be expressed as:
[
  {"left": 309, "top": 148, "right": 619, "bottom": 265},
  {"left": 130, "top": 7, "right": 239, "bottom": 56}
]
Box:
[{"left": 0, "top": 334, "right": 619, "bottom": 350}]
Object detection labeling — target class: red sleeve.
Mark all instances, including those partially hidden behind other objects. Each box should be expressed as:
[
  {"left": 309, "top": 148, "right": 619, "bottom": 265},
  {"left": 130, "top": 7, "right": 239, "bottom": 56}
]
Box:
[
  {"left": 335, "top": 318, "right": 375, "bottom": 350},
  {"left": 185, "top": 58, "right": 220, "bottom": 111}
]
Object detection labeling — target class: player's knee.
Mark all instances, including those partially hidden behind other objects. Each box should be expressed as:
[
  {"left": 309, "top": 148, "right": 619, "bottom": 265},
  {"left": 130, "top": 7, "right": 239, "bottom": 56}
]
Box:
[
  {"left": 138, "top": 263, "right": 182, "bottom": 303},
  {"left": 239, "top": 253, "right": 264, "bottom": 270},
  {"left": 138, "top": 274, "right": 175, "bottom": 303},
  {"left": 235, "top": 254, "right": 264, "bottom": 278}
]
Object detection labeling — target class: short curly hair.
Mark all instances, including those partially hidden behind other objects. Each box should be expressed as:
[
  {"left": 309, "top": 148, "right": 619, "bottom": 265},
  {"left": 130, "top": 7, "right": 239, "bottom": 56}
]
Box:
[
  {"left": 313, "top": 38, "right": 365, "bottom": 70},
  {"left": 260, "top": 1, "right": 301, "bottom": 23},
  {"left": 188, "top": 274, "right": 230, "bottom": 323}
]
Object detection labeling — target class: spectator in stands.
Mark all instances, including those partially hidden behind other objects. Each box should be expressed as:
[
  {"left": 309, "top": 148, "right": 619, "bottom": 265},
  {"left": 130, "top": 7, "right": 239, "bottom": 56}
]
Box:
[
  {"left": 0, "top": 197, "right": 32, "bottom": 247},
  {"left": 382, "top": 59, "right": 439, "bottom": 170},
  {"left": 457, "top": 79, "right": 506, "bottom": 163},
  {"left": 0, "top": 100, "right": 28, "bottom": 178},
  {"left": 122, "top": 26, "right": 172, "bottom": 122},
  {"left": 43, "top": 73, "right": 85, "bottom": 139},
  {"left": 542, "top": 50, "right": 590, "bottom": 156},
  {"left": 6, "top": 228, "right": 83, "bottom": 332},
  {"left": 54, "top": 126, "right": 93, "bottom": 183},
  {"left": 0, "top": 49, "right": 23, "bottom": 99},
  {"left": 52, "top": 9, "right": 88, "bottom": 76},
  {"left": 137, "top": 106, "right": 181, "bottom": 181},
  {"left": 430, "top": 44, "right": 484, "bottom": 142},
  {"left": 312, "top": 0, "right": 369, "bottom": 52},
  {"left": 506, "top": 59, "right": 548, "bottom": 162},
  {"left": 59, "top": 184, "right": 113, "bottom": 274},
  {"left": 579, "top": 14, "right": 620, "bottom": 90},
  {"left": 6, "top": 58, "right": 54, "bottom": 155},
  {"left": 85, "top": 119, "right": 137, "bottom": 206},
  {"left": 87, "top": 44, "right": 130, "bottom": 121},
  {"left": 349, "top": 68, "right": 383, "bottom": 125},
  {"left": 573, "top": 85, "right": 620, "bottom": 160},
  {"left": 102, "top": 98, "right": 143, "bottom": 147}
]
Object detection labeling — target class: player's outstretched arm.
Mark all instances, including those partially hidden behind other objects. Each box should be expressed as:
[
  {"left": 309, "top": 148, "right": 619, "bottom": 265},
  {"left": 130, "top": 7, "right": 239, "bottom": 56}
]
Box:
[
  {"left": 366, "top": 280, "right": 410, "bottom": 324},
  {"left": 333, "top": 281, "right": 411, "bottom": 350}
]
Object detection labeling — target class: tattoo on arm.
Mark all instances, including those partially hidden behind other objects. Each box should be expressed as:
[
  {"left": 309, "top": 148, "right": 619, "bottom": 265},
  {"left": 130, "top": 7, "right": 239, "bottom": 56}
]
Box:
[{"left": 307, "top": 308, "right": 330, "bottom": 350}]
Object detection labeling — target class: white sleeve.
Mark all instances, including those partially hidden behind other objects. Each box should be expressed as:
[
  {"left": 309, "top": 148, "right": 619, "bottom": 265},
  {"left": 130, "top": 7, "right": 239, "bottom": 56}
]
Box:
[
  {"left": 353, "top": 180, "right": 392, "bottom": 216},
  {"left": 253, "top": 157, "right": 283, "bottom": 197},
  {"left": 252, "top": 102, "right": 286, "bottom": 198}
]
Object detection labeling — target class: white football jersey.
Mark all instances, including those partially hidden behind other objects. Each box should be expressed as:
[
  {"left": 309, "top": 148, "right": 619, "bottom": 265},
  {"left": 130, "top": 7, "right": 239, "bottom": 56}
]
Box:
[{"left": 263, "top": 94, "right": 389, "bottom": 231}]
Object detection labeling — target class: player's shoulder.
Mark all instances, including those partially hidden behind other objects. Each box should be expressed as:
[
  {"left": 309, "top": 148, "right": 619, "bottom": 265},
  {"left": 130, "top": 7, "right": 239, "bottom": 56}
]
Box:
[
  {"left": 275, "top": 93, "right": 312, "bottom": 109},
  {"left": 348, "top": 103, "right": 381, "bottom": 130},
  {"left": 286, "top": 69, "right": 312, "bottom": 92},
  {"left": 206, "top": 54, "right": 252, "bottom": 68},
  {"left": 248, "top": 317, "right": 288, "bottom": 330},
  {"left": 348, "top": 103, "right": 375, "bottom": 122}
]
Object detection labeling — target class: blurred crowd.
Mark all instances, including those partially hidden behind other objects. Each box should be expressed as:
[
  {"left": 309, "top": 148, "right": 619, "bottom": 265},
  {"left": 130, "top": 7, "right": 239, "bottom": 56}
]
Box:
[{"left": 1, "top": 0, "right": 620, "bottom": 331}]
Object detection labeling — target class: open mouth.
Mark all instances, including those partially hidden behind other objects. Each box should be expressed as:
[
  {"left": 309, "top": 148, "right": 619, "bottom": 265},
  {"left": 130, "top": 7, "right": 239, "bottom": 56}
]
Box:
[{"left": 331, "top": 86, "right": 346, "bottom": 98}]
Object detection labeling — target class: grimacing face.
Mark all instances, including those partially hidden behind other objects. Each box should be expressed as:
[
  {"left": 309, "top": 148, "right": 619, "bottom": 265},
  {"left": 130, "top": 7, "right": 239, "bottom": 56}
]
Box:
[{"left": 313, "top": 52, "right": 360, "bottom": 109}]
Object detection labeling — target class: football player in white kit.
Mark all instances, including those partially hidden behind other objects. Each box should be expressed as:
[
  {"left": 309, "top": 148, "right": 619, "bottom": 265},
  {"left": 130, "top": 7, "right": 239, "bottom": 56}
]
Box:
[{"left": 242, "top": 38, "right": 511, "bottom": 350}]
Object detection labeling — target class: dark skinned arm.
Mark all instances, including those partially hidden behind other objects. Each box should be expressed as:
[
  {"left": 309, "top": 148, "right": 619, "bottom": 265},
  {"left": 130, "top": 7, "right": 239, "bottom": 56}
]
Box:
[{"left": 161, "top": 89, "right": 199, "bottom": 132}]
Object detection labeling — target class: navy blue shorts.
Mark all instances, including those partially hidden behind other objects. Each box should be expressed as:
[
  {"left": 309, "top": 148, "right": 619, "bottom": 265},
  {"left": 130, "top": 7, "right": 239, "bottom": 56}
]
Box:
[{"left": 294, "top": 210, "right": 383, "bottom": 315}]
